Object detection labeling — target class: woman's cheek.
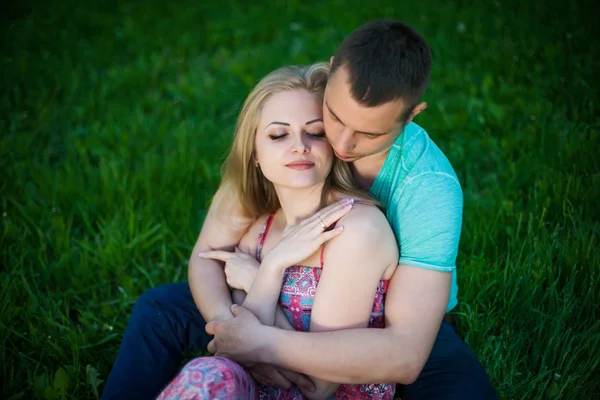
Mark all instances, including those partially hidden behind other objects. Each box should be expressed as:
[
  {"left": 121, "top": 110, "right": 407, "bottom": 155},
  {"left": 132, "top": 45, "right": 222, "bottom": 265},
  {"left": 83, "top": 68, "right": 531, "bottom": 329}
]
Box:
[{"left": 320, "top": 142, "right": 334, "bottom": 164}]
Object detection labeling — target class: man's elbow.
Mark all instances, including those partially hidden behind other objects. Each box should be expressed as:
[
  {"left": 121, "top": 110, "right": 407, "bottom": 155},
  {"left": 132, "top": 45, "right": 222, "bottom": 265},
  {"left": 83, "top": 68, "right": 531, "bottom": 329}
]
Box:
[
  {"left": 392, "top": 352, "right": 425, "bottom": 385},
  {"left": 397, "top": 364, "right": 422, "bottom": 385}
]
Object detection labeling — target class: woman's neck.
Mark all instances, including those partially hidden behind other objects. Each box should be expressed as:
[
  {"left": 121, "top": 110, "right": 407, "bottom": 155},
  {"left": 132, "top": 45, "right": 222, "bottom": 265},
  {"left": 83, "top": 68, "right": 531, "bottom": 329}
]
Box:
[{"left": 275, "top": 183, "right": 326, "bottom": 226}]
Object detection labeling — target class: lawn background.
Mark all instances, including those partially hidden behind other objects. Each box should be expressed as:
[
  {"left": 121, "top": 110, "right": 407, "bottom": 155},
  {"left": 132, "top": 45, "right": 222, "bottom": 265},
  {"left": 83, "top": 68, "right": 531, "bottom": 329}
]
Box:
[{"left": 1, "top": 0, "right": 599, "bottom": 399}]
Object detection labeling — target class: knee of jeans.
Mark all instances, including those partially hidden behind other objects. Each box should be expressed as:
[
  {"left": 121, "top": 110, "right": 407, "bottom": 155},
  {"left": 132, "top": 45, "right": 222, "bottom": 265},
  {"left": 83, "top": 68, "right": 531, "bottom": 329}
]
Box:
[
  {"left": 461, "top": 376, "right": 497, "bottom": 399},
  {"left": 446, "top": 362, "right": 497, "bottom": 400},
  {"left": 130, "top": 287, "right": 168, "bottom": 324}
]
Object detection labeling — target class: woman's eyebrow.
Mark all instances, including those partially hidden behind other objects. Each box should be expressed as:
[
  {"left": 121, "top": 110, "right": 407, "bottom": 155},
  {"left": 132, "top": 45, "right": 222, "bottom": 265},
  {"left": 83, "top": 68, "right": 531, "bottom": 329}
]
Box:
[
  {"left": 305, "top": 118, "right": 323, "bottom": 125},
  {"left": 264, "top": 119, "right": 323, "bottom": 130},
  {"left": 264, "top": 121, "right": 290, "bottom": 130}
]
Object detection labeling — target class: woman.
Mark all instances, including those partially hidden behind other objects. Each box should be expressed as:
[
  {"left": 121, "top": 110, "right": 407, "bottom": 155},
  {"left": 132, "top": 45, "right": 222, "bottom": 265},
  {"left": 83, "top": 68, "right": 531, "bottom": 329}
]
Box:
[{"left": 158, "top": 63, "right": 399, "bottom": 399}]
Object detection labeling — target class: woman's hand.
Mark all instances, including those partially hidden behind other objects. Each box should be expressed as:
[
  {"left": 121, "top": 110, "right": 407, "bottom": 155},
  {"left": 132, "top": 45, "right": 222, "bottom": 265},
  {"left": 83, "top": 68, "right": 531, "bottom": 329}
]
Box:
[
  {"left": 199, "top": 248, "right": 260, "bottom": 292},
  {"left": 263, "top": 198, "right": 354, "bottom": 271}
]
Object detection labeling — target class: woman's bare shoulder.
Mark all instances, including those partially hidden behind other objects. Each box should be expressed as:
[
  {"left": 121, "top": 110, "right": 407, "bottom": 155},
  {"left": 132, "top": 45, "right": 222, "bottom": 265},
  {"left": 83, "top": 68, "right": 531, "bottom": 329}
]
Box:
[
  {"left": 328, "top": 203, "right": 398, "bottom": 269},
  {"left": 338, "top": 203, "right": 391, "bottom": 234}
]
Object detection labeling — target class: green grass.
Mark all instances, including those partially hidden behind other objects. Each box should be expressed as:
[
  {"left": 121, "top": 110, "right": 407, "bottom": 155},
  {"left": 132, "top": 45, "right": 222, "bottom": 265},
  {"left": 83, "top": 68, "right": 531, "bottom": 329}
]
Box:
[{"left": 1, "top": 0, "right": 599, "bottom": 399}]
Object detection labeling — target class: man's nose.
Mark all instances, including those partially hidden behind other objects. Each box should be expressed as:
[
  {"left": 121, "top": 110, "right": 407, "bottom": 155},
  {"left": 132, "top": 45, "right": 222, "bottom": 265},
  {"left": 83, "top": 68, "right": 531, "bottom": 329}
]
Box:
[{"left": 331, "top": 128, "right": 355, "bottom": 153}]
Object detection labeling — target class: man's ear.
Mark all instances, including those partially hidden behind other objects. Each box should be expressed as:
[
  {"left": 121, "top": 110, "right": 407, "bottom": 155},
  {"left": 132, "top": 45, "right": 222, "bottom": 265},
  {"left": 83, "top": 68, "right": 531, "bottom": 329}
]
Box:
[
  {"left": 329, "top": 56, "right": 334, "bottom": 66},
  {"left": 405, "top": 102, "right": 427, "bottom": 125}
]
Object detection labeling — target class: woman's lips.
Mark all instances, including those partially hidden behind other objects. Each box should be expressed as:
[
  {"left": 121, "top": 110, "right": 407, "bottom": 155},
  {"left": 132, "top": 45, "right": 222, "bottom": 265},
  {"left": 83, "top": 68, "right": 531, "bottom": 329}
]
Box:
[{"left": 286, "top": 161, "right": 315, "bottom": 170}]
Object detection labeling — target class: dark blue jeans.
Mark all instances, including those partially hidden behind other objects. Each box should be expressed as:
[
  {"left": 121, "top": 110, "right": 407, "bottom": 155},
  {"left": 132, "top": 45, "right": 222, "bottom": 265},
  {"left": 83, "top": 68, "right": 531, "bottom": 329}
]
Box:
[{"left": 100, "top": 283, "right": 497, "bottom": 399}]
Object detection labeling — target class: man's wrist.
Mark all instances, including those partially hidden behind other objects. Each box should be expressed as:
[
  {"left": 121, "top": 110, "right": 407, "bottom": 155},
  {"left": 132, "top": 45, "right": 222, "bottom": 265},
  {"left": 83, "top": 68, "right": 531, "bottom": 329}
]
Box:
[
  {"left": 209, "top": 311, "right": 234, "bottom": 323},
  {"left": 255, "top": 325, "right": 280, "bottom": 364}
]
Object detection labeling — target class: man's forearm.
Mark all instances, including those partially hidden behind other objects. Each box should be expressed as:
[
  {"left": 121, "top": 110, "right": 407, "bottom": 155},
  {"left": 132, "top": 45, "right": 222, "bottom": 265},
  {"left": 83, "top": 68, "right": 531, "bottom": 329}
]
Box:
[
  {"left": 274, "top": 307, "right": 295, "bottom": 331},
  {"left": 189, "top": 260, "right": 233, "bottom": 322},
  {"left": 260, "top": 326, "right": 420, "bottom": 385}
]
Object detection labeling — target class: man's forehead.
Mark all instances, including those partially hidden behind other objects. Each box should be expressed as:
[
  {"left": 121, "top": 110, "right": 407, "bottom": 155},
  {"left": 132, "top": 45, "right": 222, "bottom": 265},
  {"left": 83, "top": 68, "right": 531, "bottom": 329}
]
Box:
[{"left": 324, "top": 88, "right": 403, "bottom": 134}]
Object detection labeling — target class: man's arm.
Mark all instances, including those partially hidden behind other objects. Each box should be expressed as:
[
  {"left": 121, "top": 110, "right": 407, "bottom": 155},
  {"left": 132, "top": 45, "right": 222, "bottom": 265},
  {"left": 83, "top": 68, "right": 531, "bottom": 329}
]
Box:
[
  {"left": 208, "top": 174, "right": 462, "bottom": 384},
  {"left": 267, "top": 173, "right": 461, "bottom": 382},
  {"left": 209, "top": 268, "right": 449, "bottom": 384},
  {"left": 263, "top": 266, "right": 450, "bottom": 384},
  {"left": 188, "top": 186, "right": 252, "bottom": 322}
]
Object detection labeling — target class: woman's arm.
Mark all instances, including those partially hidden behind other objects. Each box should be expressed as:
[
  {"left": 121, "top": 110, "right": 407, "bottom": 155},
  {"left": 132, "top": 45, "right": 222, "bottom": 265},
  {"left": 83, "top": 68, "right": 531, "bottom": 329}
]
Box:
[
  {"left": 200, "top": 214, "right": 299, "bottom": 331},
  {"left": 300, "top": 205, "right": 399, "bottom": 400},
  {"left": 242, "top": 258, "right": 287, "bottom": 326},
  {"left": 232, "top": 217, "right": 292, "bottom": 328},
  {"left": 233, "top": 289, "right": 296, "bottom": 331},
  {"left": 241, "top": 200, "right": 353, "bottom": 327},
  {"left": 231, "top": 225, "right": 315, "bottom": 392},
  {"left": 188, "top": 186, "right": 253, "bottom": 322}
]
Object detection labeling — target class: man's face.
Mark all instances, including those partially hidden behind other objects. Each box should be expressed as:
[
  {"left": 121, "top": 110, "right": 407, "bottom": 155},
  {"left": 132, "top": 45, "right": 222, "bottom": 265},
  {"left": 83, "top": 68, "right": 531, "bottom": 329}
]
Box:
[{"left": 323, "top": 66, "right": 408, "bottom": 162}]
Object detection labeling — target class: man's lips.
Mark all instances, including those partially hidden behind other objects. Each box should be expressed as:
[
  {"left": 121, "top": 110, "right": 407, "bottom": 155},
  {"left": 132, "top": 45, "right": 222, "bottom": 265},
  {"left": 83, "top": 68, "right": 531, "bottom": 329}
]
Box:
[
  {"left": 286, "top": 161, "right": 315, "bottom": 170},
  {"left": 333, "top": 150, "right": 353, "bottom": 160}
]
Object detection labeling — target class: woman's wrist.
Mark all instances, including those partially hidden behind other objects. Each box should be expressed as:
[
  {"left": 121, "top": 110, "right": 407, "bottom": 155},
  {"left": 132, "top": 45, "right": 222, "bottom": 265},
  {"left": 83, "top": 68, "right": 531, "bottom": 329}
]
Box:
[
  {"left": 260, "top": 253, "right": 287, "bottom": 274},
  {"left": 243, "top": 276, "right": 256, "bottom": 293},
  {"left": 244, "top": 267, "right": 259, "bottom": 293}
]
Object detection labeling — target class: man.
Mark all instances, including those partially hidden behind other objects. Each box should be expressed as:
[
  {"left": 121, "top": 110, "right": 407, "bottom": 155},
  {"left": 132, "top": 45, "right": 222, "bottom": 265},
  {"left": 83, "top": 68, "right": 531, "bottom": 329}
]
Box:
[{"left": 101, "top": 19, "right": 496, "bottom": 400}]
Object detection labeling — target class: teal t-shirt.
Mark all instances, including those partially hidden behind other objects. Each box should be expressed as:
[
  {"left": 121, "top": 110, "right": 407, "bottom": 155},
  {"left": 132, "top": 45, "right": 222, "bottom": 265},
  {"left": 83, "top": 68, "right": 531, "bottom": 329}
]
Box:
[{"left": 369, "top": 122, "right": 463, "bottom": 313}]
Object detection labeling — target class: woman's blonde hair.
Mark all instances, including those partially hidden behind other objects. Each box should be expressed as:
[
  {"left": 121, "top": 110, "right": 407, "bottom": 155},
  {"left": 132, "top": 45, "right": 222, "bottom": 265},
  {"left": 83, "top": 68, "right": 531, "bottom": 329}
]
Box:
[{"left": 212, "top": 62, "right": 378, "bottom": 220}]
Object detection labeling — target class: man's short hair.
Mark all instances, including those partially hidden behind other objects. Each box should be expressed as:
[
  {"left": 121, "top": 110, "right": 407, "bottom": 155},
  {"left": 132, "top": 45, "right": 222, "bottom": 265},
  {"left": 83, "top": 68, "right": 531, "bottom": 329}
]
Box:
[{"left": 331, "top": 19, "right": 432, "bottom": 117}]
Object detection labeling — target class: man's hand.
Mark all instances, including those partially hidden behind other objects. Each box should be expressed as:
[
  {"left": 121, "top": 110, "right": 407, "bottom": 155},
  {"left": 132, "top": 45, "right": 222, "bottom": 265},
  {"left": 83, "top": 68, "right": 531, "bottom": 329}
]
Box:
[
  {"left": 199, "top": 248, "right": 260, "bottom": 292},
  {"left": 248, "top": 364, "right": 315, "bottom": 392},
  {"left": 206, "top": 306, "right": 316, "bottom": 392},
  {"left": 206, "top": 304, "right": 268, "bottom": 365}
]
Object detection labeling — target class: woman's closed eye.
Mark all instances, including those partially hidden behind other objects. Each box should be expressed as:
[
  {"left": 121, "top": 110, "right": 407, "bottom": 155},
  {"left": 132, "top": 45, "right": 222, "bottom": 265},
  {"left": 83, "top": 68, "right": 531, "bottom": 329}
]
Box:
[
  {"left": 307, "top": 131, "right": 326, "bottom": 138},
  {"left": 268, "top": 131, "right": 325, "bottom": 140},
  {"left": 269, "top": 132, "right": 288, "bottom": 140}
]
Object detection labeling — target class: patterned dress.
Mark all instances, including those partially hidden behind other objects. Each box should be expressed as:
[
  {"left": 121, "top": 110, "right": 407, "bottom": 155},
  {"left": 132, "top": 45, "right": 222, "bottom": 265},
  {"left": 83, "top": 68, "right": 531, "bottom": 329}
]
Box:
[{"left": 158, "top": 213, "right": 395, "bottom": 400}]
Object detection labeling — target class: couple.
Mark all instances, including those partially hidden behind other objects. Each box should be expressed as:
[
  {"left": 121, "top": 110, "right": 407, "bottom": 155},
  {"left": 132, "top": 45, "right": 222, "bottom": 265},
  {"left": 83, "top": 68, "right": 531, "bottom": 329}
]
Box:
[{"left": 101, "top": 19, "right": 497, "bottom": 399}]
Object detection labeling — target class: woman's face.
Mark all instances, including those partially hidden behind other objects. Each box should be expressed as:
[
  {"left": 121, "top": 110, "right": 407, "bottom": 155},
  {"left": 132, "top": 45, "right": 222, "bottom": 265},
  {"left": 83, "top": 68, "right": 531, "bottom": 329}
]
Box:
[{"left": 255, "top": 89, "right": 333, "bottom": 190}]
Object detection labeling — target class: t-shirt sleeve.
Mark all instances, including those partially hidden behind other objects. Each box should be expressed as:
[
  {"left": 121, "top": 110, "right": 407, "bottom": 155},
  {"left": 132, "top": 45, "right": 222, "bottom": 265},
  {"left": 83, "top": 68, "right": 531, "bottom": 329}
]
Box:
[{"left": 393, "top": 172, "right": 463, "bottom": 272}]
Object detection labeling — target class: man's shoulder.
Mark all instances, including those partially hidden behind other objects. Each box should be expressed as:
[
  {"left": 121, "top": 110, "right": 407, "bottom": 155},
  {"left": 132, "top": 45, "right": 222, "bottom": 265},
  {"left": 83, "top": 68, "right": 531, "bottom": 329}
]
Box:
[
  {"left": 380, "top": 123, "right": 463, "bottom": 220},
  {"left": 385, "top": 122, "right": 460, "bottom": 187}
]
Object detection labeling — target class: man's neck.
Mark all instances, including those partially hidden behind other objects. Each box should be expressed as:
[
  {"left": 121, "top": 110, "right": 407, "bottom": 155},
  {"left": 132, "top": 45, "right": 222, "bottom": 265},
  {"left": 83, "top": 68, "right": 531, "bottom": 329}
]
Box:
[{"left": 350, "top": 149, "right": 390, "bottom": 190}]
